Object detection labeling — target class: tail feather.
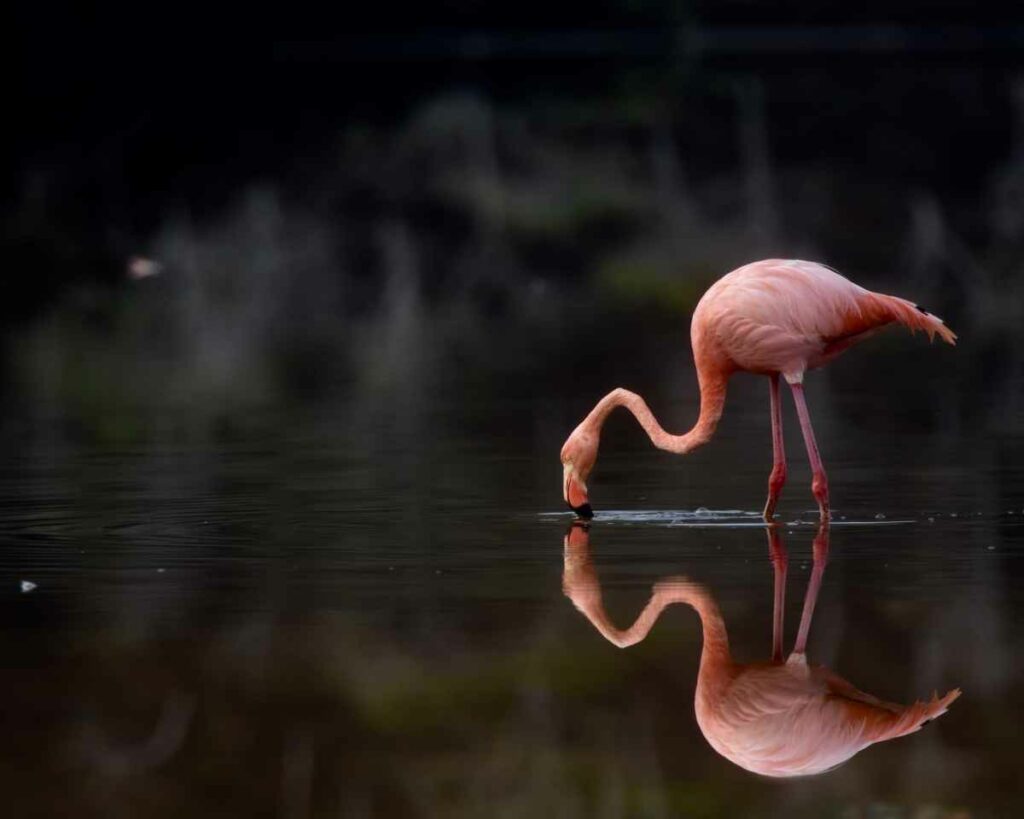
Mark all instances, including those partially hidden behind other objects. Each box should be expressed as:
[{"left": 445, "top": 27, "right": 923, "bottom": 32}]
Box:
[
  {"left": 875, "top": 294, "right": 958, "bottom": 345},
  {"left": 861, "top": 687, "right": 962, "bottom": 742}
]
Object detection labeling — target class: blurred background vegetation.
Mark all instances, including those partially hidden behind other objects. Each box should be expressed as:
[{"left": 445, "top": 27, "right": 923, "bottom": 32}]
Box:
[{"left": 6, "top": 1, "right": 1024, "bottom": 442}]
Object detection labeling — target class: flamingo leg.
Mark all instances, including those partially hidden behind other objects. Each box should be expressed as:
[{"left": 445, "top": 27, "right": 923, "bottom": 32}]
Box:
[
  {"left": 788, "top": 382, "right": 830, "bottom": 519},
  {"left": 792, "top": 523, "right": 830, "bottom": 656},
  {"left": 762, "top": 374, "right": 787, "bottom": 520},
  {"left": 767, "top": 526, "right": 788, "bottom": 662}
]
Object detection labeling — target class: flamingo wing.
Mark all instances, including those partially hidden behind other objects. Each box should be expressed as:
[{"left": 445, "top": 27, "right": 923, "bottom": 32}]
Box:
[{"left": 694, "top": 259, "right": 955, "bottom": 379}]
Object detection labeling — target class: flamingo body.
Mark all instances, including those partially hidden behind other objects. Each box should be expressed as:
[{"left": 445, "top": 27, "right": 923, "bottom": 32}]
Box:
[
  {"left": 561, "top": 259, "right": 956, "bottom": 519},
  {"left": 692, "top": 260, "right": 954, "bottom": 381},
  {"left": 561, "top": 524, "right": 961, "bottom": 778},
  {"left": 695, "top": 656, "right": 960, "bottom": 778},
  {"left": 657, "top": 575, "right": 959, "bottom": 778}
]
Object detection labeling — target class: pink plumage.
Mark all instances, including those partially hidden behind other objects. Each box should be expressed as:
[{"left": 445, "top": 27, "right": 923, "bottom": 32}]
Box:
[
  {"left": 562, "top": 523, "right": 961, "bottom": 778},
  {"left": 693, "top": 259, "right": 955, "bottom": 379},
  {"left": 693, "top": 656, "right": 961, "bottom": 778},
  {"left": 560, "top": 259, "right": 957, "bottom": 519}
]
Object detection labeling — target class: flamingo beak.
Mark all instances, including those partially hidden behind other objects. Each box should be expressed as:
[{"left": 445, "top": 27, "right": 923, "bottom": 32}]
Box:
[{"left": 563, "top": 463, "right": 593, "bottom": 519}]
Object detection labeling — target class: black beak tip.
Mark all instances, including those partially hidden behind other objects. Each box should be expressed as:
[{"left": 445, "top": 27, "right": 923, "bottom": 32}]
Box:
[{"left": 570, "top": 503, "right": 593, "bottom": 520}]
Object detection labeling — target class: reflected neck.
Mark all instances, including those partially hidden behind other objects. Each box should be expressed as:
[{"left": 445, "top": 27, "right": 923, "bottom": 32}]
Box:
[{"left": 657, "top": 582, "right": 735, "bottom": 701}]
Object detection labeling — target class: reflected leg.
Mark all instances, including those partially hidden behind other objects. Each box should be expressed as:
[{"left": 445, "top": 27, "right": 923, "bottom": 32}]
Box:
[
  {"left": 763, "top": 374, "right": 788, "bottom": 520},
  {"left": 789, "top": 381, "right": 830, "bottom": 520},
  {"left": 792, "top": 523, "right": 830, "bottom": 656},
  {"left": 767, "top": 526, "right": 788, "bottom": 662}
]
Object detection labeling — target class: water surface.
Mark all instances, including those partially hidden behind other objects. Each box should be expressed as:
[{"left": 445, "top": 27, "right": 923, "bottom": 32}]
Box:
[{"left": 2, "top": 337, "right": 1023, "bottom": 818}]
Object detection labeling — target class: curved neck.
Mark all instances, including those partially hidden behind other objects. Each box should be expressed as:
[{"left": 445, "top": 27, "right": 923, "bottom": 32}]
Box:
[
  {"left": 583, "top": 374, "right": 727, "bottom": 455},
  {"left": 568, "top": 580, "right": 734, "bottom": 674},
  {"left": 655, "top": 582, "right": 733, "bottom": 674}
]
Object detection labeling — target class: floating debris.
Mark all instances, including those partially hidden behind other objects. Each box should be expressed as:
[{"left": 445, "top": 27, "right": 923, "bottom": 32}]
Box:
[
  {"left": 127, "top": 256, "right": 162, "bottom": 280},
  {"left": 20, "top": 580, "right": 36, "bottom": 593},
  {"left": 875, "top": 513, "right": 886, "bottom": 520},
  {"left": 543, "top": 508, "right": 764, "bottom": 527}
]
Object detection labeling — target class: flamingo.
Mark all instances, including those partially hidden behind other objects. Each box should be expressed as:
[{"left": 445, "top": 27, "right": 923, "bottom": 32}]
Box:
[
  {"left": 560, "top": 259, "right": 957, "bottom": 520},
  {"left": 562, "top": 523, "right": 961, "bottom": 777}
]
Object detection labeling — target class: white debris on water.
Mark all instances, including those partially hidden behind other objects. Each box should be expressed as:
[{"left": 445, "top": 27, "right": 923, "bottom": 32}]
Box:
[
  {"left": 20, "top": 580, "right": 37, "bottom": 593},
  {"left": 875, "top": 513, "right": 886, "bottom": 520},
  {"left": 541, "top": 508, "right": 764, "bottom": 527},
  {"left": 127, "top": 256, "right": 162, "bottom": 279}
]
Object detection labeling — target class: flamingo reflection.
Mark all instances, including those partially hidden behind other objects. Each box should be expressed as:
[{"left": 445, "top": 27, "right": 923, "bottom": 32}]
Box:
[{"left": 562, "top": 522, "right": 960, "bottom": 778}]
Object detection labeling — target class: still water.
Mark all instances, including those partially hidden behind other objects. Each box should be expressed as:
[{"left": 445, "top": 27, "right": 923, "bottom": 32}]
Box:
[{"left": 2, "top": 331, "right": 1023, "bottom": 818}]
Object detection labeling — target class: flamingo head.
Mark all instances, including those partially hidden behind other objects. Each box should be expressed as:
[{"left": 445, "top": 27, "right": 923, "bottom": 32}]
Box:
[{"left": 560, "top": 425, "right": 598, "bottom": 519}]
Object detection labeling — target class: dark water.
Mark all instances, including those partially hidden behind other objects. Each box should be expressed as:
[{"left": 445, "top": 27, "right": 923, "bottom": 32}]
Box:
[{"left": 2, "top": 331, "right": 1023, "bottom": 819}]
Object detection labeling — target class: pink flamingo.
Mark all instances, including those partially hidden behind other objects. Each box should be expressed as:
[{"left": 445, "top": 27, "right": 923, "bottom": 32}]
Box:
[
  {"left": 562, "top": 523, "right": 961, "bottom": 777},
  {"left": 560, "top": 259, "right": 956, "bottom": 519}
]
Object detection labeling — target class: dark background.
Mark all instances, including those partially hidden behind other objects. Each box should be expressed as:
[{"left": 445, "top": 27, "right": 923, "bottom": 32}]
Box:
[
  {"left": 8, "top": 2, "right": 1024, "bottom": 445},
  {"left": 8, "top": 1, "right": 1024, "bottom": 322},
  {"left": 5, "top": 4, "right": 1024, "bottom": 817}
]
